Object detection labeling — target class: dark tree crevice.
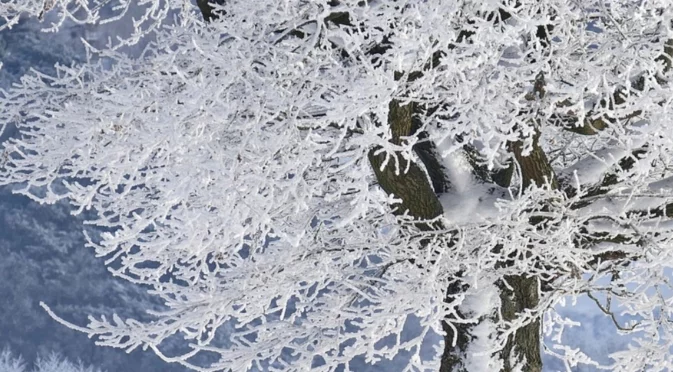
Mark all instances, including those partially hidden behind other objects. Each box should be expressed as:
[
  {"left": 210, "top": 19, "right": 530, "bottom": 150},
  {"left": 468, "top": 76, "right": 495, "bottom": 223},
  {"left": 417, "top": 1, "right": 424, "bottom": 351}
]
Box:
[{"left": 196, "top": 0, "right": 226, "bottom": 22}]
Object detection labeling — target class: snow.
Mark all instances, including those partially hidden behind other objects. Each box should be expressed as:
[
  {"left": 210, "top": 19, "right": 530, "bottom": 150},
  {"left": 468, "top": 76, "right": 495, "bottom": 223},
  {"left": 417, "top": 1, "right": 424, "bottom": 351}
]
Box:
[
  {"left": 560, "top": 136, "right": 648, "bottom": 187},
  {"left": 436, "top": 141, "right": 508, "bottom": 225},
  {"left": 3, "top": 0, "right": 673, "bottom": 371},
  {"left": 460, "top": 282, "right": 503, "bottom": 372},
  {"left": 0, "top": 349, "right": 103, "bottom": 372},
  {"left": 461, "top": 280, "right": 500, "bottom": 319},
  {"left": 464, "top": 320, "right": 503, "bottom": 372}
]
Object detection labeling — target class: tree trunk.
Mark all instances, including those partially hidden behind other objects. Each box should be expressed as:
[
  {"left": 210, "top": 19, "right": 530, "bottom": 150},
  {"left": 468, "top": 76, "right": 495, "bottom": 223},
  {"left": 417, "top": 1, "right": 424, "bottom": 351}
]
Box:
[
  {"left": 499, "top": 275, "right": 542, "bottom": 372},
  {"left": 498, "top": 122, "right": 555, "bottom": 372},
  {"left": 369, "top": 97, "right": 474, "bottom": 371},
  {"left": 367, "top": 99, "right": 443, "bottom": 222},
  {"left": 196, "top": 0, "right": 225, "bottom": 22},
  {"left": 369, "top": 88, "right": 554, "bottom": 370}
]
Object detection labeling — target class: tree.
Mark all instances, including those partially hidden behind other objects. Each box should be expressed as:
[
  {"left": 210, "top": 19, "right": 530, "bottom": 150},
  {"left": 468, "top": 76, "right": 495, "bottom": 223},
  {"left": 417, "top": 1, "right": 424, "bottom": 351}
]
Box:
[
  {"left": 1, "top": 348, "right": 104, "bottom": 372},
  {"left": 2, "top": 0, "right": 673, "bottom": 370}
]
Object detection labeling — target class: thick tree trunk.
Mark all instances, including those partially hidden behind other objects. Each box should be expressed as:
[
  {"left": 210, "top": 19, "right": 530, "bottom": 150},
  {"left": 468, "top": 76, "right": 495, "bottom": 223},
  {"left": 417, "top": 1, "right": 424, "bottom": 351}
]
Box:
[
  {"left": 369, "top": 88, "right": 555, "bottom": 370},
  {"left": 368, "top": 99, "right": 443, "bottom": 222},
  {"left": 368, "top": 97, "right": 473, "bottom": 371},
  {"left": 499, "top": 276, "right": 542, "bottom": 372},
  {"left": 499, "top": 119, "right": 555, "bottom": 372}
]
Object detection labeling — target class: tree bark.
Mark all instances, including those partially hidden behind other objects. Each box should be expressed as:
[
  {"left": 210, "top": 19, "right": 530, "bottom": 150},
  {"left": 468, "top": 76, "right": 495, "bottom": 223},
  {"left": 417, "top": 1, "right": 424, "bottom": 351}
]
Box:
[
  {"left": 368, "top": 95, "right": 475, "bottom": 371},
  {"left": 499, "top": 276, "right": 542, "bottom": 372},
  {"left": 368, "top": 100, "right": 444, "bottom": 221},
  {"left": 369, "top": 70, "right": 555, "bottom": 371},
  {"left": 493, "top": 128, "right": 552, "bottom": 372},
  {"left": 496, "top": 74, "right": 556, "bottom": 372}
]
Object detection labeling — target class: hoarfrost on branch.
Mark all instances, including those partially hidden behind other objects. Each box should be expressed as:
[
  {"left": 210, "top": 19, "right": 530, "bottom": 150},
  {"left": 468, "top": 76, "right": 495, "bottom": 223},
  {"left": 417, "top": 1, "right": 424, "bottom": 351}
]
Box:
[{"left": 2, "top": 0, "right": 673, "bottom": 371}]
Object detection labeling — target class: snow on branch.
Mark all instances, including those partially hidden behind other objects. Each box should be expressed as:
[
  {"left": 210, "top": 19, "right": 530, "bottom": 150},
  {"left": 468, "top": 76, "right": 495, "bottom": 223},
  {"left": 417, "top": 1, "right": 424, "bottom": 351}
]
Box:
[{"left": 3, "top": 0, "right": 673, "bottom": 371}]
